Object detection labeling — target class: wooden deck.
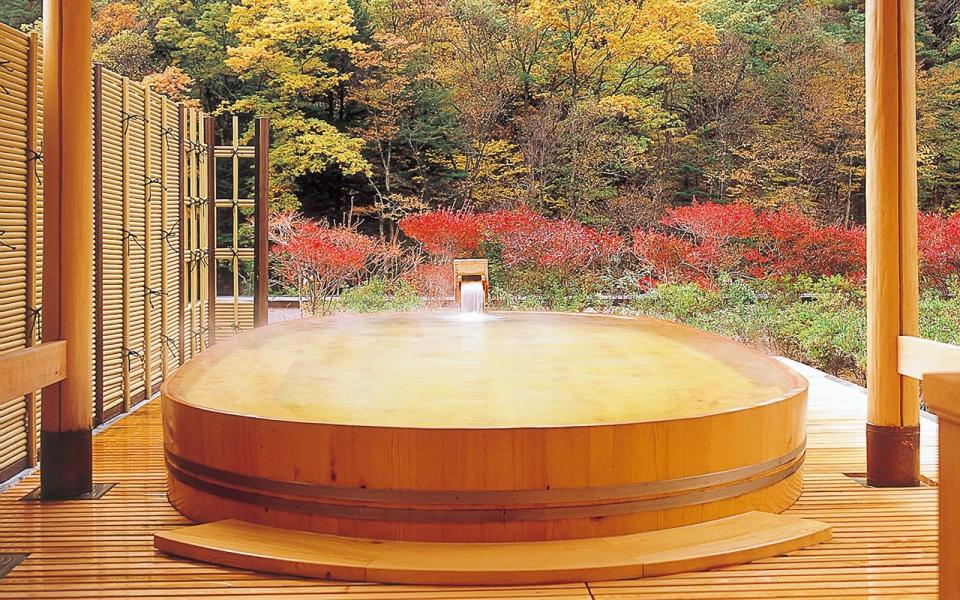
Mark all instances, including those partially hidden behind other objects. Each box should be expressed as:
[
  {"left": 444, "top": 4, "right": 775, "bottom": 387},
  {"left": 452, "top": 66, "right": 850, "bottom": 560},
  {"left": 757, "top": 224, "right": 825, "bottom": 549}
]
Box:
[{"left": 0, "top": 360, "right": 940, "bottom": 598}]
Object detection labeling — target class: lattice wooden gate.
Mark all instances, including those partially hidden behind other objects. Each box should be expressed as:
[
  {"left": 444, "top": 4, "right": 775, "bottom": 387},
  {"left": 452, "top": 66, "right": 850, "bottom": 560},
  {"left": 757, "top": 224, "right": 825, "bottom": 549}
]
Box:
[{"left": 208, "top": 115, "right": 270, "bottom": 342}]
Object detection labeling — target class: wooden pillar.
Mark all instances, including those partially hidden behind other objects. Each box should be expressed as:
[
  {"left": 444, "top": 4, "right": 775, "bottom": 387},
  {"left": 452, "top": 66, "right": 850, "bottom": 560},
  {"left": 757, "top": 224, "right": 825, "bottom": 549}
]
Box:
[
  {"left": 160, "top": 100, "right": 171, "bottom": 378},
  {"left": 865, "top": 0, "right": 921, "bottom": 487},
  {"left": 120, "top": 78, "right": 131, "bottom": 412},
  {"left": 231, "top": 117, "right": 240, "bottom": 332},
  {"left": 254, "top": 118, "right": 270, "bottom": 328},
  {"left": 40, "top": 0, "right": 94, "bottom": 499}
]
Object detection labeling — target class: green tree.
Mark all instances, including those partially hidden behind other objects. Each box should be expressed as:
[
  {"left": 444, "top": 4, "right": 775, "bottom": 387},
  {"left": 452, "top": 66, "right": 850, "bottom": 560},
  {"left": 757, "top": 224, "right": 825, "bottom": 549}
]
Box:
[
  {"left": 148, "top": 0, "right": 242, "bottom": 110},
  {"left": 0, "top": 0, "right": 40, "bottom": 29}
]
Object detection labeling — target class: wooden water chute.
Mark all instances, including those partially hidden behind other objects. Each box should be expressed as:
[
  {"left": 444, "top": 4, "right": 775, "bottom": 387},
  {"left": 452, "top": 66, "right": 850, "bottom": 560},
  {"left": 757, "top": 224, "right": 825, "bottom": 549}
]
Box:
[{"left": 453, "top": 258, "right": 489, "bottom": 308}]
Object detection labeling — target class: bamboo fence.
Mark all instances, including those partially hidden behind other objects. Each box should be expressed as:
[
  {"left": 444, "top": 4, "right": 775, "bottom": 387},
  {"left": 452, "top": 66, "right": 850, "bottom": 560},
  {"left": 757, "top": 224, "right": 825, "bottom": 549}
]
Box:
[{"left": 0, "top": 23, "right": 265, "bottom": 482}]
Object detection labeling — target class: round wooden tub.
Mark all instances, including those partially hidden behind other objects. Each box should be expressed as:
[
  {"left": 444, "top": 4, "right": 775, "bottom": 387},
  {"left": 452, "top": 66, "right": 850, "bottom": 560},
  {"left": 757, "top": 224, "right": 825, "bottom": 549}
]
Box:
[{"left": 162, "top": 312, "right": 808, "bottom": 543}]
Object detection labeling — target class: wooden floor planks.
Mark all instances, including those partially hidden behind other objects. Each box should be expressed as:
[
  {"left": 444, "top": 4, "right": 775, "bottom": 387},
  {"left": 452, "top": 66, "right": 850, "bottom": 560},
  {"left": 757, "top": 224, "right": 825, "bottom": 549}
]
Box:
[{"left": 0, "top": 359, "right": 940, "bottom": 598}]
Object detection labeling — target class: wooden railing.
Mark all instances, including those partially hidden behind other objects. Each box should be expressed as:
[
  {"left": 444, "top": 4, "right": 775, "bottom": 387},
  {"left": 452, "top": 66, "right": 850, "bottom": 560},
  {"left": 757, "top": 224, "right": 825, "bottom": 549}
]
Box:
[
  {"left": 898, "top": 335, "right": 960, "bottom": 598},
  {"left": 0, "top": 342, "right": 67, "bottom": 405}
]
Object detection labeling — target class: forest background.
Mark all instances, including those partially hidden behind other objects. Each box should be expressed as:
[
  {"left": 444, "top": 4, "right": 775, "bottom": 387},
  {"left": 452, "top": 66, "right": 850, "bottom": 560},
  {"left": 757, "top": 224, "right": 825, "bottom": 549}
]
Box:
[
  {"left": 2, "top": 0, "right": 925, "bottom": 226},
  {"left": 3, "top": 0, "right": 959, "bottom": 383}
]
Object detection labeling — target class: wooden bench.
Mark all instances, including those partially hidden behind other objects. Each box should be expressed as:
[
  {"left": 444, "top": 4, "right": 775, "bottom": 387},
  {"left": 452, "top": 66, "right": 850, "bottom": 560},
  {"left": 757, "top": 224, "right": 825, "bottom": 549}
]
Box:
[{"left": 154, "top": 511, "right": 832, "bottom": 585}]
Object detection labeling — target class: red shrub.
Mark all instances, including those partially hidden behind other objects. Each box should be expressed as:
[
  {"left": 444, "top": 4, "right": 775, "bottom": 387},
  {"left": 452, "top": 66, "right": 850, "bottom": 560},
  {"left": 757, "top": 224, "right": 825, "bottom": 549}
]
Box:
[
  {"left": 662, "top": 202, "right": 757, "bottom": 240},
  {"left": 919, "top": 212, "right": 960, "bottom": 288},
  {"left": 398, "top": 210, "right": 485, "bottom": 258},
  {"left": 486, "top": 208, "right": 623, "bottom": 272},
  {"left": 752, "top": 209, "right": 866, "bottom": 279},
  {"left": 270, "top": 213, "right": 378, "bottom": 311},
  {"left": 403, "top": 207, "right": 623, "bottom": 274},
  {"left": 403, "top": 262, "right": 455, "bottom": 300},
  {"left": 633, "top": 202, "right": 867, "bottom": 286},
  {"left": 274, "top": 224, "right": 375, "bottom": 281},
  {"left": 632, "top": 230, "right": 711, "bottom": 287}
]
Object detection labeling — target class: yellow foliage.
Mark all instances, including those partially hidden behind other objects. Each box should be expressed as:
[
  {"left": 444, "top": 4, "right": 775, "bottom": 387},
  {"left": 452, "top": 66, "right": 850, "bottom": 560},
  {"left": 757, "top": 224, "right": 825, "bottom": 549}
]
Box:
[
  {"left": 93, "top": 2, "right": 142, "bottom": 39},
  {"left": 227, "top": 0, "right": 363, "bottom": 97},
  {"left": 529, "top": 0, "right": 715, "bottom": 97},
  {"left": 455, "top": 139, "right": 529, "bottom": 208},
  {"left": 143, "top": 66, "right": 198, "bottom": 106},
  {"left": 226, "top": 0, "right": 372, "bottom": 205}
]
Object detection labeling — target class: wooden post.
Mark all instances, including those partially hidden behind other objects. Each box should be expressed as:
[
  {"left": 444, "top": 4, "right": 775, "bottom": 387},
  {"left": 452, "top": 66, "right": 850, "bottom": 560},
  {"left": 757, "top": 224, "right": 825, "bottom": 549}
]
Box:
[
  {"left": 254, "top": 117, "right": 270, "bottom": 328},
  {"left": 231, "top": 116, "right": 239, "bottom": 332},
  {"left": 188, "top": 109, "right": 198, "bottom": 358},
  {"left": 865, "top": 0, "right": 921, "bottom": 487},
  {"left": 160, "top": 100, "right": 170, "bottom": 378},
  {"left": 24, "top": 31, "right": 39, "bottom": 466},
  {"left": 93, "top": 63, "right": 105, "bottom": 425},
  {"left": 120, "top": 78, "right": 131, "bottom": 413},
  {"left": 205, "top": 116, "right": 217, "bottom": 346},
  {"left": 143, "top": 88, "right": 153, "bottom": 399},
  {"left": 177, "top": 105, "right": 186, "bottom": 366},
  {"left": 40, "top": 0, "right": 95, "bottom": 499}
]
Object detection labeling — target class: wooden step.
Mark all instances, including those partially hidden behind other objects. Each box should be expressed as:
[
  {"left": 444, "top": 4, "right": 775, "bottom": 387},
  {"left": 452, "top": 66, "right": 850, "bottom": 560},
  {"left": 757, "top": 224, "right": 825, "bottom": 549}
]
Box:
[{"left": 154, "top": 511, "right": 832, "bottom": 585}]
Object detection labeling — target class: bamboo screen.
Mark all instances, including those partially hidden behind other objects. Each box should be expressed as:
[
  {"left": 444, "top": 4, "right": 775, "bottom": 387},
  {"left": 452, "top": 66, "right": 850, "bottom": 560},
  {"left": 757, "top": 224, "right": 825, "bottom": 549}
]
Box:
[
  {"left": 0, "top": 23, "right": 223, "bottom": 482},
  {"left": 182, "top": 108, "right": 210, "bottom": 361},
  {"left": 0, "top": 23, "right": 34, "bottom": 476}
]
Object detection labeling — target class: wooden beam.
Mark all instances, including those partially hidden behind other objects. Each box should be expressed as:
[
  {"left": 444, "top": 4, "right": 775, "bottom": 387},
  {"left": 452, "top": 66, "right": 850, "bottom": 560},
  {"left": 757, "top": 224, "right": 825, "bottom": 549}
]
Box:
[
  {"left": 898, "top": 336, "right": 960, "bottom": 380},
  {"left": 40, "top": 0, "right": 95, "bottom": 499},
  {"left": 864, "top": 0, "right": 920, "bottom": 487},
  {"left": 921, "top": 372, "right": 960, "bottom": 599},
  {"left": 254, "top": 117, "right": 270, "bottom": 328},
  {"left": 0, "top": 343, "right": 68, "bottom": 406}
]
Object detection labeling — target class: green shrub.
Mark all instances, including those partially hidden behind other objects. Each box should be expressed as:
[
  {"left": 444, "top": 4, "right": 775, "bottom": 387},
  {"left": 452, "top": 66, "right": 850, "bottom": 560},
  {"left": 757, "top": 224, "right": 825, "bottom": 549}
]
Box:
[
  {"left": 920, "top": 291, "right": 960, "bottom": 346},
  {"left": 486, "top": 255, "right": 604, "bottom": 312},
  {"left": 338, "top": 278, "right": 423, "bottom": 313},
  {"left": 627, "top": 276, "right": 874, "bottom": 383},
  {"left": 630, "top": 283, "right": 723, "bottom": 321}
]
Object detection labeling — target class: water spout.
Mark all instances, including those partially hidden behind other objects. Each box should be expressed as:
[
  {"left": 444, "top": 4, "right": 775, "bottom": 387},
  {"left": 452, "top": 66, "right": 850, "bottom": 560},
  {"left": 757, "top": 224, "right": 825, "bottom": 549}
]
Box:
[
  {"left": 460, "top": 280, "right": 485, "bottom": 313},
  {"left": 453, "top": 258, "right": 489, "bottom": 314}
]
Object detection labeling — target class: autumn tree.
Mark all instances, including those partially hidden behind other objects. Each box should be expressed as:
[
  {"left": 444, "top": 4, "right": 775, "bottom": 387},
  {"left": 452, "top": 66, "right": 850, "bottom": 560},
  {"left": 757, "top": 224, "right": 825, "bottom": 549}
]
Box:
[
  {"left": 351, "top": 33, "right": 429, "bottom": 238},
  {"left": 227, "top": 0, "right": 370, "bottom": 209},
  {"left": 93, "top": 2, "right": 157, "bottom": 79},
  {"left": 667, "top": 0, "right": 865, "bottom": 223},
  {"left": 531, "top": 0, "right": 715, "bottom": 101},
  {"left": 142, "top": 65, "right": 199, "bottom": 105},
  {"left": 918, "top": 62, "right": 960, "bottom": 211}
]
